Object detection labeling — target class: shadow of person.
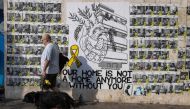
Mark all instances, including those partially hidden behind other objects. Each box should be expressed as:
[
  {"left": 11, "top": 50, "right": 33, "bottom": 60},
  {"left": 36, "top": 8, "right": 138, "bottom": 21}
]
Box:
[{"left": 69, "top": 56, "right": 98, "bottom": 103}]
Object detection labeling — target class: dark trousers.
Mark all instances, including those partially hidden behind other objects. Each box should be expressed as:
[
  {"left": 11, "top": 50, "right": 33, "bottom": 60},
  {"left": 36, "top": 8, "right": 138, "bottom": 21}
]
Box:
[{"left": 42, "top": 74, "right": 57, "bottom": 90}]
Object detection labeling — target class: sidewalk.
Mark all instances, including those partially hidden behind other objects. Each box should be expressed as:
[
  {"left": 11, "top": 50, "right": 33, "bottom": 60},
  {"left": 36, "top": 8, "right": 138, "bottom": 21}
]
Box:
[{"left": 1, "top": 99, "right": 190, "bottom": 109}]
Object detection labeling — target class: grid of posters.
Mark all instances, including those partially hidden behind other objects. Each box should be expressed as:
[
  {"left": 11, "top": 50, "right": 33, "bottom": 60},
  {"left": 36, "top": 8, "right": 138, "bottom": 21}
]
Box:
[
  {"left": 6, "top": 0, "right": 69, "bottom": 86},
  {"left": 128, "top": 4, "right": 190, "bottom": 95}
]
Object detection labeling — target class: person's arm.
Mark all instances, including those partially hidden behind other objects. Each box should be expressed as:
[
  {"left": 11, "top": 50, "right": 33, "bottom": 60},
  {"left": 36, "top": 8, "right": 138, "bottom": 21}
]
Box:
[
  {"left": 42, "top": 45, "right": 53, "bottom": 77},
  {"left": 42, "top": 59, "right": 50, "bottom": 77}
]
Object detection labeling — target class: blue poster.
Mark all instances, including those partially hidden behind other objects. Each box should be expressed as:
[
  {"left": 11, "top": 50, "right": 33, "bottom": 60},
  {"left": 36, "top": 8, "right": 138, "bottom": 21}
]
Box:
[{"left": 0, "top": 7, "right": 4, "bottom": 86}]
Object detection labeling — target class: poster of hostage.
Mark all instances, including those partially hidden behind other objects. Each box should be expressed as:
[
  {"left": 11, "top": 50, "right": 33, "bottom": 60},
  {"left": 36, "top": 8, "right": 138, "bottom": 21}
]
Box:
[{"left": 60, "top": 69, "right": 132, "bottom": 90}]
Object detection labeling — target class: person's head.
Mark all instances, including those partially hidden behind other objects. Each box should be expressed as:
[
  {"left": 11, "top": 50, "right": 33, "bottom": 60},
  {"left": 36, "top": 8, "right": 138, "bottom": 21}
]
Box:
[{"left": 41, "top": 33, "right": 51, "bottom": 46}]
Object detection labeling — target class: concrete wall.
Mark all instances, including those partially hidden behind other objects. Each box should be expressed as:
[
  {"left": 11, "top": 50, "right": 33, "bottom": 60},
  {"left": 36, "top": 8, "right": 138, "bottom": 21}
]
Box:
[
  {"left": 4, "top": 0, "right": 190, "bottom": 106},
  {"left": 63, "top": 0, "right": 190, "bottom": 106}
]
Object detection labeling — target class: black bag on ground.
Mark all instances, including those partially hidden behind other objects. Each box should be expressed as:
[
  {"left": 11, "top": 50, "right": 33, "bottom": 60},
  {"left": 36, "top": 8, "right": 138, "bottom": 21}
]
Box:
[{"left": 59, "top": 53, "right": 69, "bottom": 71}]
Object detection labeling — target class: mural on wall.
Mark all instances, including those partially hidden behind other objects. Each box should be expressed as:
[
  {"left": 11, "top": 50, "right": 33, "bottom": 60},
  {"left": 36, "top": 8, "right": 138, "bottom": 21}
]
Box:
[
  {"left": 66, "top": 2, "right": 190, "bottom": 95},
  {"left": 65, "top": 2, "right": 132, "bottom": 90},
  {"left": 68, "top": 3, "right": 128, "bottom": 70},
  {"left": 3, "top": 0, "right": 190, "bottom": 96}
]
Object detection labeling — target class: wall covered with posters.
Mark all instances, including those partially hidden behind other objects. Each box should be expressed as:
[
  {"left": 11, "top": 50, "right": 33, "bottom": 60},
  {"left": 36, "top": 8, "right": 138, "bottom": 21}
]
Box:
[{"left": 3, "top": 0, "right": 190, "bottom": 105}]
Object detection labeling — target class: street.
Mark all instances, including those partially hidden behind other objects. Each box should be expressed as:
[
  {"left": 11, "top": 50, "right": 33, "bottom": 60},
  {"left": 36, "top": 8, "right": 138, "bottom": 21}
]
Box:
[{"left": 1, "top": 99, "right": 190, "bottom": 109}]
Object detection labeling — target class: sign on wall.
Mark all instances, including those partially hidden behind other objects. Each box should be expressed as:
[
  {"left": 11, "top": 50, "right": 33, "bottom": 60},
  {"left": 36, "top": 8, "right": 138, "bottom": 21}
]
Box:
[{"left": 65, "top": 2, "right": 132, "bottom": 90}]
